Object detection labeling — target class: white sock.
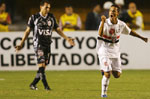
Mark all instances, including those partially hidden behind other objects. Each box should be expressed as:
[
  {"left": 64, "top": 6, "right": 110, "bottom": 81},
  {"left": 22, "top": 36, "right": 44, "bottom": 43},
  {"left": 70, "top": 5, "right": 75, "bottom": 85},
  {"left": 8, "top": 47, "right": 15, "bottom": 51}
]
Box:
[{"left": 101, "top": 75, "right": 110, "bottom": 95}]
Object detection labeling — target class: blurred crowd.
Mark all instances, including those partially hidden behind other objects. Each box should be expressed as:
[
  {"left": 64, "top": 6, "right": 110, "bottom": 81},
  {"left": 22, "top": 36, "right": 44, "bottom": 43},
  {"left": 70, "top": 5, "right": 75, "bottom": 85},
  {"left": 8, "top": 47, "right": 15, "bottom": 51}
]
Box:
[
  {"left": 0, "top": 0, "right": 145, "bottom": 32},
  {"left": 0, "top": 2, "right": 11, "bottom": 31}
]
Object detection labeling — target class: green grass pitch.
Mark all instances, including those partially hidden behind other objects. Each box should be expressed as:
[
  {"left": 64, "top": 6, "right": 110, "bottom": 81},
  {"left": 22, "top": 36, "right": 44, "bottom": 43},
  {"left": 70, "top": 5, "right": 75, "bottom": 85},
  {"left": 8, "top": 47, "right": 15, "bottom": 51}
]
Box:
[{"left": 0, "top": 70, "right": 150, "bottom": 99}]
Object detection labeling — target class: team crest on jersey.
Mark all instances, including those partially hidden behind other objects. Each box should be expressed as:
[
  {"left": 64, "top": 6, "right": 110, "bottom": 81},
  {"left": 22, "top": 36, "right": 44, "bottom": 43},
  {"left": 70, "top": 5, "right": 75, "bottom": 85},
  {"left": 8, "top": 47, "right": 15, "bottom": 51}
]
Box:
[
  {"left": 47, "top": 20, "right": 52, "bottom": 26},
  {"left": 109, "top": 28, "right": 115, "bottom": 35}
]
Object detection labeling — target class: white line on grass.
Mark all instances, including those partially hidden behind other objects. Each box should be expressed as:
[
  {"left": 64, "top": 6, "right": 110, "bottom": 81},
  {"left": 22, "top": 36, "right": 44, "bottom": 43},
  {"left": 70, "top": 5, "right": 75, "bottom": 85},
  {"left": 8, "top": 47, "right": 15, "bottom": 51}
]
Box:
[{"left": 0, "top": 78, "right": 5, "bottom": 81}]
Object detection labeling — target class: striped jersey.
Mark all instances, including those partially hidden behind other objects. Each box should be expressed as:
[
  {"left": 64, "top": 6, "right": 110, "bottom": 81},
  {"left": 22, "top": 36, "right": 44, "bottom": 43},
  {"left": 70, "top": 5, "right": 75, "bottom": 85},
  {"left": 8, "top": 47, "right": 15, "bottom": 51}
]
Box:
[
  {"left": 96, "top": 18, "right": 131, "bottom": 58},
  {"left": 27, "top": 12, "right": 58, "bottom": 47}
]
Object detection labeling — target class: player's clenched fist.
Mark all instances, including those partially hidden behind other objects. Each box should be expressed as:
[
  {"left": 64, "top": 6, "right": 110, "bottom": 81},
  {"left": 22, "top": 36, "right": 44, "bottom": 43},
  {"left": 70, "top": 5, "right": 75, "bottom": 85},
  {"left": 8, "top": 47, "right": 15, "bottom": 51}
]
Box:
[{"left": 101, "top": 15, "right": 106, "bottom": 22}]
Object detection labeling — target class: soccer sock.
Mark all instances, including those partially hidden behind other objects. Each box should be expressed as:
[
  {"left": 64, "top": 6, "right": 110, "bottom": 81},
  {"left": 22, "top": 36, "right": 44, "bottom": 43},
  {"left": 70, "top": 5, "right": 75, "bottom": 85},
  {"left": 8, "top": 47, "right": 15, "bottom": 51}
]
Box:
[
  {"left": 40, "top": 73, "right": 49, "bottom": 88},
  {"left": 30, "top": 70, "right": 40, "bottom": 85},
  {"left": 101, "top": 75, "right": 110, "bottom": 95},
  {"left": 39, "top": 67, "right": 49, "bottom": 88},
  {"left": 30, "top": 72, "right": 41, "bottom": 86}
]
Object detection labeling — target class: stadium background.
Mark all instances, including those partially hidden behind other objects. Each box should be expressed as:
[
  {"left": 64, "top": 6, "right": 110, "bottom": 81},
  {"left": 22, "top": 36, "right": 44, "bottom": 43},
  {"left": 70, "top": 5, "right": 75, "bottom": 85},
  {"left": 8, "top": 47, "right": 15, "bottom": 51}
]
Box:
[{"left": 2, "top": 0, "right": 150, "bottom": 30}]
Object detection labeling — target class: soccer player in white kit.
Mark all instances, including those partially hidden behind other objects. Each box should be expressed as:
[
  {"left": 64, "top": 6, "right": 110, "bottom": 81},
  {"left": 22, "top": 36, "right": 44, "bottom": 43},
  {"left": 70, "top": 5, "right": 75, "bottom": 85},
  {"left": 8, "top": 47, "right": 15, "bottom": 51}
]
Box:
[{"left": 96, "top": 5, "right": 148, "bottom": 98}]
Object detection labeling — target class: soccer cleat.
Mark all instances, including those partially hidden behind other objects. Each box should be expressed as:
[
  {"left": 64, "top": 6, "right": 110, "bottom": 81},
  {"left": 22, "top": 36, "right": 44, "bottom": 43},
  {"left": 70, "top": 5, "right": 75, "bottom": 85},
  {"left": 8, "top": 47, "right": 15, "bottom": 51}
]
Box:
[
  {"left": 30, "top": 85, "right": 38, "bottom": 90},
  {"left": 45, "top": 86, "right": 51, "bottom": 91},
  {"left": 101, "top": 94, "right": 107, "bottom": 98}
]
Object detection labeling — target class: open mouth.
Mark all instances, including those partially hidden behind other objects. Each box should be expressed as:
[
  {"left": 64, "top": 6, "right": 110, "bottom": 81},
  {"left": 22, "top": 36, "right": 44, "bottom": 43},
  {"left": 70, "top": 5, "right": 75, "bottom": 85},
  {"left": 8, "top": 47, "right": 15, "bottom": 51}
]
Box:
[
  {"left": 110, "top": 14, "right": 116, "bottom": 18},
  {"left": 110, "top": 14, "right": 114, "bottom": 17}
]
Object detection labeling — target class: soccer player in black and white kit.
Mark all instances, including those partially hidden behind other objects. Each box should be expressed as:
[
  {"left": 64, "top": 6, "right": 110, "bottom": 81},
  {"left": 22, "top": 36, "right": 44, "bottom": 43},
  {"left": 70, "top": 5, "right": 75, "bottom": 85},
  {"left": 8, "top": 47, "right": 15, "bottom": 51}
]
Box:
[{"left": 15, "top": 0, "right": 74, "bottom": 90}]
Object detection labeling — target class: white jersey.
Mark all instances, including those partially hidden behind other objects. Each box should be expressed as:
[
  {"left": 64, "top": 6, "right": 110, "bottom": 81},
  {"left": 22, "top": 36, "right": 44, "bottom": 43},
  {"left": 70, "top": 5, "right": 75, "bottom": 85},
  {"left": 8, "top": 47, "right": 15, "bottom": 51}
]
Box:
[{"left": 96, "top": 18, "right": 131, "bottom": 58}]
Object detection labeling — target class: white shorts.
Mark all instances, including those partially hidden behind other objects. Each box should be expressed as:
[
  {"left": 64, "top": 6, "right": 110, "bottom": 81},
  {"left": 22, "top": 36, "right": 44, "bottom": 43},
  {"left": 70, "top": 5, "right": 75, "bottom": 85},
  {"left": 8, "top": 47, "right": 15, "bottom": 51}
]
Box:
[{"left": 99, "top": 56, "right": 122, "bottom": 73}]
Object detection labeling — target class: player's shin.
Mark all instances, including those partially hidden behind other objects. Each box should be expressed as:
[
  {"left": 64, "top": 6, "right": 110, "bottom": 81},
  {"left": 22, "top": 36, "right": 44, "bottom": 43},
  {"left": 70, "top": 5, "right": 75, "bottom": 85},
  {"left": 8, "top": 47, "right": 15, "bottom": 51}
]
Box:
[
  {"left": 39, "top": 66, "right": 50, "bottom": 90},
  {"left": 101, "top": 73, "right": 110, "bottom": 96},
  {"left": 30, "top": 72, "right": 41, "bottom": 86},
  {"left": 40, "top": 73, "right": 50, "bottom": 89}
]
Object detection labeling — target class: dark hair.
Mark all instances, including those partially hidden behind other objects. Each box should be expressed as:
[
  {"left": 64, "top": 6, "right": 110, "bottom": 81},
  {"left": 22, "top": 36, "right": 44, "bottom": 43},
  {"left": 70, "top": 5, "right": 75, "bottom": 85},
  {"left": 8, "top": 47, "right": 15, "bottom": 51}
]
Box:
[
  {"left": 91, "top": 3, "right": 100, "bottom": 9},
  {"left": 111, "top": 4, "right": 120, "bottom": 12},
  {"left": 40, "top": 0, "right": 50, "bottom": 6}
]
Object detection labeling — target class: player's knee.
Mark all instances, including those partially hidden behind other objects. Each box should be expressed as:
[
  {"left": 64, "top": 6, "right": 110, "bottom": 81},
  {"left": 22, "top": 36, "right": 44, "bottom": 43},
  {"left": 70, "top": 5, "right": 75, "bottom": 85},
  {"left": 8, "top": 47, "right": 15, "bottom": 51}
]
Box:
[
  {"left": 112, "top": 71, "right": 121, "bottom": 78},
  {"left": 104, "top": 72, "right": 111, "bottom": 78},
  {"left": 37, "top": 57, "right": 46, "bottom": 67},
  {"left": 38, "top": 67, "right": 45, "bottom": 73},
  {"left": 38, "top": 67, "right": 46, "bottom": 80},
  {"left": 37, "top": 51, "right": 46, "bottom": 67}
]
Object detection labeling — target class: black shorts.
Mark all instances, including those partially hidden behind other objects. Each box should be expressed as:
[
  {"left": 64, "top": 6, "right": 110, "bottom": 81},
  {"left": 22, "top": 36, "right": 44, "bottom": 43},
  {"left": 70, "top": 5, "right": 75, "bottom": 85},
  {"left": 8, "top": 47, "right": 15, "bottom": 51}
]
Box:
[{"left": 34, "top": 44, "right": 51, "bottom": 65}]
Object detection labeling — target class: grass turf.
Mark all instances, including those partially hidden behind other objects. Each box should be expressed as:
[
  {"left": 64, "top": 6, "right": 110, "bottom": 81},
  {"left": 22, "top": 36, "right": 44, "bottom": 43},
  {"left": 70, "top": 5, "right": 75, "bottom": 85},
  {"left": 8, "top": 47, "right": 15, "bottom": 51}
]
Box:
[{"left": 0, "top": 70, "right": 150, "bottom": 99}]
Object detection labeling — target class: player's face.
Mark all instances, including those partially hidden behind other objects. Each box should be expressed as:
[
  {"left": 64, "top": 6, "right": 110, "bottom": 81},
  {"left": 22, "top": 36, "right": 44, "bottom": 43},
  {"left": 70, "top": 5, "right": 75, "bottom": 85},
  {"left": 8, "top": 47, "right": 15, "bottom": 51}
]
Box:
[
  {"left": 40, "top": 3, "right": 50, "bottom": 14},
  {"left": 109, "top": 6, "right": 119, "bottom": 19},
  {"left": 65, "top": 7, "right": 73, "bottom": 15}
]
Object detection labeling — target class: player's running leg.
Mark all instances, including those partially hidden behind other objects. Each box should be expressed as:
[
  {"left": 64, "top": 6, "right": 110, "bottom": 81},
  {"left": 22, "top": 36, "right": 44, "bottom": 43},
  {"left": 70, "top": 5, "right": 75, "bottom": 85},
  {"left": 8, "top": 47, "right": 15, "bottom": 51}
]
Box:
[
  {"left": 30, "top": 66, "right": 50, "bottom": 90},
  {"left": 99, "top": 57, "right": 112, "bottom": 97},
  {"left": 30, "top": 48, "right": 51, "bottom": 90},
  {"left": 39, "top": 65, "right": 51, "bottom": 90},
  {"left": 30, "top": 69, "right": 41, "bottom": 90},
  {"left": 111, "top": 58, "right": 122, "bottom": 78},
  {"left": 101, "top": 71, "right": 110, "bottom": 97}
]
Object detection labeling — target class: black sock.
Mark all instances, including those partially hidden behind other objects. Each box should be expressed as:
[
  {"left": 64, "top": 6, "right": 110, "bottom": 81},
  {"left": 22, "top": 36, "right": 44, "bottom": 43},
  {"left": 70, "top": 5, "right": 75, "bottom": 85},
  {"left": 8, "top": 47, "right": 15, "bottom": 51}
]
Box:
[
  {"left": 30, "top": 73, "right": 40, "bottom": 86},
  {"left": 39, "top": 67, "right": 49, "bottom": 88},
  {"left": 30, "top": 67, "right": 44, "bottom": 86},
  {"left": 40, "top": 73, "right": 49, "bottom": 88}
]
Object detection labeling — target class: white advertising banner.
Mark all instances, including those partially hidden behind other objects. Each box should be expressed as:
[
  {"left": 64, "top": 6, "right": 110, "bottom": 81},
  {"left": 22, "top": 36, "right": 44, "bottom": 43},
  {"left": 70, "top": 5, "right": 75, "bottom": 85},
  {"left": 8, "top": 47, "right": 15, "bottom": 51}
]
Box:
[{"left": 0, "top": 31, "right": 150, "bottom": 70}]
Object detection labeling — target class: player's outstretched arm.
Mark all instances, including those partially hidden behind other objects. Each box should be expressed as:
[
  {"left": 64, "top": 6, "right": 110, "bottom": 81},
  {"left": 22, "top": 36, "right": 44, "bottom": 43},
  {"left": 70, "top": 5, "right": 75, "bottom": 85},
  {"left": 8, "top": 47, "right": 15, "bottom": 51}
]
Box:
[
  {"left": 15, "top": 27, "right": 31, "bottom": 52},
  {"left": 130, "top": 30, "right": 148, "bottom": 43},
  {"left": 55, "top": 27, "right": 75, "bottom": 46},
  {"left": 98, "top": 15, "right": 106, "bottom": 37}
]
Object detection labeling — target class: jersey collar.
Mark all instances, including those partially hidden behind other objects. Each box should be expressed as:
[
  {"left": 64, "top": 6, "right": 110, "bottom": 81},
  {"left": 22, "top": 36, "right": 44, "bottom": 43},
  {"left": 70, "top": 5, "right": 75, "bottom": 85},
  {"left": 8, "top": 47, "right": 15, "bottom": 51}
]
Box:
[{"left": 39, "top": 12, "right": 48, "bottom": 19}]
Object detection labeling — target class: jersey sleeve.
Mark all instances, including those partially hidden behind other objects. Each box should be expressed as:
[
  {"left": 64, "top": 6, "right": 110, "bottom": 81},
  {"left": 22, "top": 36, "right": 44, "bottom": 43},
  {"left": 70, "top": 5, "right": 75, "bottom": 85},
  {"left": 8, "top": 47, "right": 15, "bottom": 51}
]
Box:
[
  {"left": 27, "top": 15, "right": 34, "bottom": 29},
  {"left": 52, "top": 15, "right": 59, "bottom": 30},
  {"left": 122, "top": 23, "right": 131, "bottom": 35}
]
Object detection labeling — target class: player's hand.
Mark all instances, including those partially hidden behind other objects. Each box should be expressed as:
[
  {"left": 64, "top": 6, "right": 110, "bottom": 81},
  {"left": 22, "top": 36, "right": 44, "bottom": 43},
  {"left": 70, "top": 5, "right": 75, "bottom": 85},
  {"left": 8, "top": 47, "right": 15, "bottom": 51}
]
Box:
[
  {"left": 142, "top": 38, "right": 148, "bottom": 43},
  {"left": 67, "top": 38, "right": 75, "bottom": 46},
  {"left": 101, "top": 15, "right": 106, "bottom": 22},
  {"left": 15, "top": 45, "right": 23, "bottom": 52}
]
